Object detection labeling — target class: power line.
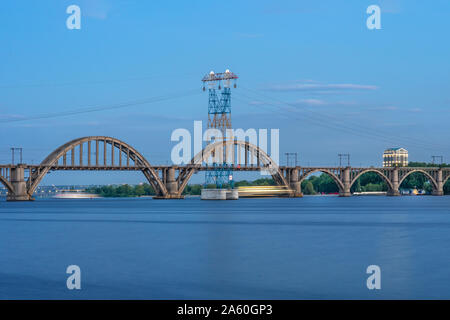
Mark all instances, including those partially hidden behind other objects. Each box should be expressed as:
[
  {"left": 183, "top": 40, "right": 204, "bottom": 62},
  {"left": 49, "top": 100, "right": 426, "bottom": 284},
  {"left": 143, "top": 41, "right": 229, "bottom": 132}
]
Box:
[
  {"left": 431, "top": 155, "right": 443, "bottom": 165},
  {"left": 338, "top": 153, "right": 350, "bottom": 167},
  {"left": 11, "top": 148, "right": 23, "bottom": 165},
  {"left": 0, "top": 72, "right": 198, "bottom": 89},
  {"left": 234, "top": 87, "right": 447, "bottom": 152},
  {"left": 233, "top": 94, "right": 408, "bottom": 148},
  {"left": 285, "top": 152, "right": 298, "bottom": 166},
  {"left": 236, "top": 86, "right": 425, "bottom": 147},
  {"left": 238, "top": 87, "right": 442, "bottom": 149},
  {"left": 0, "top": 89, "right": 200, "bottom": 124}
]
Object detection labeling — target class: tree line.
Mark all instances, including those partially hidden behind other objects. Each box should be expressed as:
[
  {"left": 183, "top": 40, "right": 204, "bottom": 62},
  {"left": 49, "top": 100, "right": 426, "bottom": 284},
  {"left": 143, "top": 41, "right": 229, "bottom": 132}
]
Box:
[
  {"left": 85, "top": 162, "right": 450, "bottom": 197},
  {"left": 85, "top": 178, "right": 277, "bottom": 197},
  {"left": 301, "top": 162, "right": 450, "bottom": 195}
]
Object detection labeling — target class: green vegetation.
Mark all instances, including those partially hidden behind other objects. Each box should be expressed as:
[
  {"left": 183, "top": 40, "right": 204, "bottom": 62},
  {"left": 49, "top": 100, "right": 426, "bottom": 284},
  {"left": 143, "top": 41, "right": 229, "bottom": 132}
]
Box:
[
  {"left": 86, "top": 163, "right": 450, "bottom": 197},
  {"left": 85, "top": 178, "right": 278, "bottom": 197},
  {"left": 86, "top": 184, "right": 155, "bottom": 197},
  {"left": 351, "top": 171, "right": 388, "bottom": 193},
  {"left": 301, "top": 174, "right": 339, "bottom": 194},
  {"left": 185, "top": 178, "right": 276, "bottom": 195},
  {"left": 300, "top": 162, "right": 450, "bottom": 195},
  {"left": 408, "top": 162, "right": 450, "bottom": 168},
  {"left": 235, "top": 178, "right": 276, "bottom": 187},
  {"left": 407, "top": 162, "right": 450, "bottom": 194}
]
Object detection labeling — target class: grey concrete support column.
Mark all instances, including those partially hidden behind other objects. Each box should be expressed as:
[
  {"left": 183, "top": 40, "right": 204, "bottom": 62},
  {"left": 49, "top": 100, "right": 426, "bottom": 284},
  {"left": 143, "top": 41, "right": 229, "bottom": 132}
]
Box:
[
  {"left": 7, "top": 166, "right": 32, "bottom": 201},
  {"left": 388, "top": 168, "right": 400, "bottom": 196},
  {"left": 340, "top": 167, "right": 351, "bottom": 197},
  {"left": 154, "top": 167, "right": 184, "bottom": 199},
  {"left": 289, "top": 168, "right": 302, "bottom": 197},
  {"left": 166, "top": 167, "right": 179, "bottom": 196},
  {"left": 432, "top": 169, "right": 444, "bottom": 196}
]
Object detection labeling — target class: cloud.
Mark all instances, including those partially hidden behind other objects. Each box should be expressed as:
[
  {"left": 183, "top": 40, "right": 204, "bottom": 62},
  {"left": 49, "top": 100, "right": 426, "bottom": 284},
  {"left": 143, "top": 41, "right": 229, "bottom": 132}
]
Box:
[
  {"left": 295, "top": 98, "right": 327, "bottom": 106},
  {"left": 0, "top": 114, "right": 26, "bottom": 120},
  {"left": 291, "top": 99, "right": 361, "bottom": 108},
  {"left": 369, "top": 106, "right": 399, "bottom": 111},
  {"left": 247, "top": 100, "right": 267, "bottom": 106},
  {"left": 268, "top": 82, "right": 378, "bottom": 93},
  {"left": 244, "top": 98, "right": 359, "bottom": 110}
]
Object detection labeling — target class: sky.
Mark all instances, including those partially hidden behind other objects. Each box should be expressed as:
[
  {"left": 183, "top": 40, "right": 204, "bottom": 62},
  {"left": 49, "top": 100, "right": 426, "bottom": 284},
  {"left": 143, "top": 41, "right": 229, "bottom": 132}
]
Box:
[{"left": 0, "top": 0, "right": 449, "bottom": 185}]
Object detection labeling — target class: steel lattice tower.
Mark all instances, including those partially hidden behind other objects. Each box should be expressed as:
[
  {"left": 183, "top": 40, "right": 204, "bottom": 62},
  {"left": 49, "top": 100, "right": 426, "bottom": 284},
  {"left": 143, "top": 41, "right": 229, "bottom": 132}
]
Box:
[{"left": 202, "top": 69, "right": 238, "bottom": 188}]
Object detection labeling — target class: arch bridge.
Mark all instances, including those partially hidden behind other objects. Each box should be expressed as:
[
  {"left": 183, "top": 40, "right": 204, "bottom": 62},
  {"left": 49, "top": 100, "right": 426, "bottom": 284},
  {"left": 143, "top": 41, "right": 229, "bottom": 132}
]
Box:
[{"left": 1, "top": 136, "right": 449, "bottom": 201}]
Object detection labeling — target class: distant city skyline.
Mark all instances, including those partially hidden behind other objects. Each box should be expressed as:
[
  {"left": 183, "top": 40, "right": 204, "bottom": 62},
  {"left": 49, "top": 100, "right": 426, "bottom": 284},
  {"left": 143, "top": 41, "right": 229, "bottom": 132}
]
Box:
[{"left": 1, "top": 0, "right": 449, "bottom": 185}]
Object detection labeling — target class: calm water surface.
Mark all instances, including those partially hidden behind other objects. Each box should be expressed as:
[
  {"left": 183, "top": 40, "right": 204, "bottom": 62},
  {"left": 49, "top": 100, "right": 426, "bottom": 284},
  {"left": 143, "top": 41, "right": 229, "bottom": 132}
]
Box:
[{"left": 0, "top": 196, "right": 449, "bottom": 299}]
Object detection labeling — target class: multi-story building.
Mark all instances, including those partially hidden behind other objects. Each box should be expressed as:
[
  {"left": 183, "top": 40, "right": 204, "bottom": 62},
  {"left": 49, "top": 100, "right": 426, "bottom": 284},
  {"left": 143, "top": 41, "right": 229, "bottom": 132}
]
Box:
[{"left": 383, "top": 148, "right": 408, "bottom": 167}]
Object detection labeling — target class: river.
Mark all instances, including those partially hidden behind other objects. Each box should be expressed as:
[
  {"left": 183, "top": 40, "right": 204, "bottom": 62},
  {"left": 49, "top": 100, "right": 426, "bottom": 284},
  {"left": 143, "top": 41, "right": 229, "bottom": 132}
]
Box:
[{"left": 0, "top": 196, "right": 449, "bottom": 299}]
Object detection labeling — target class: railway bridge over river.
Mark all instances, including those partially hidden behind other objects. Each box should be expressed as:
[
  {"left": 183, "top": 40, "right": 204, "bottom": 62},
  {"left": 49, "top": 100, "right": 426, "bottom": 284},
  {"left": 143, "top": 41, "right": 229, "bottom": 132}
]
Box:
[{"left": 1, "top": 136, "right": 449, "bottom": 201}]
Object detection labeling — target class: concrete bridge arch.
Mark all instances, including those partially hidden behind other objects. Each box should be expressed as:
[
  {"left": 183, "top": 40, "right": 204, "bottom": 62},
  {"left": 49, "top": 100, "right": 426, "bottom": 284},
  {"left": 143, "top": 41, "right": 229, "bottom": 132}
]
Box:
[
  {"left": 350, "top": 169, "right": 394, "bottom": 192},
  {"left": 398, "top": 169, "right": 439, "bottom": 191},
  {"left": 443, "top": 174, "right": 450, "bottom": 186},
  {"left": 298, "top": 169, "right": 345, "bottom": 194},
  {"left": 175, "top": 139, "right": 289, "bottom": 196},
  {"left": 26, "top": 136, "right": 168, "bottom": 199},
  {"left": 0, "top": 174, "right": 13, "bottom": 193}
]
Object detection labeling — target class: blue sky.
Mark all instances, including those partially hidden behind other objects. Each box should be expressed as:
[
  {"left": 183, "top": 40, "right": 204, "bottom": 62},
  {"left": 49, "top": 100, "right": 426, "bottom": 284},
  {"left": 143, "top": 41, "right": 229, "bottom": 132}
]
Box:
[{"left": 0, "top": 0, "right": 449, "bottom": 184}]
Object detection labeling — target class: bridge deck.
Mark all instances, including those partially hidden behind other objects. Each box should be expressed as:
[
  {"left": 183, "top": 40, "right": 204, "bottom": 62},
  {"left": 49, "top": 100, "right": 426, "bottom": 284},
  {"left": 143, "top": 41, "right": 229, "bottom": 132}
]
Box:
[
  {"left": 0, "top": 164, "right": 274, "bottom": 171},
  {"left": 0, "top": 164, "right": 448, "bottom": 171}
]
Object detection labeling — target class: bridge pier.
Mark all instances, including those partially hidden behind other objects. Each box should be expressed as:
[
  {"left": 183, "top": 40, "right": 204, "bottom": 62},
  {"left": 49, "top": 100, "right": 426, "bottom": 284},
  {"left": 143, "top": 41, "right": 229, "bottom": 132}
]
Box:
[
  {"left": 432, "top": 170, "right": 444, "bottom": 196},
  {"left": 154, "top": 167, "right": 184, "bottom": 199},
  {"left": 339, "top": 167, "right": 351, "bottom": 197},
  {"left": 387, "top": 168, "right": 400, "bottom": 196},
  {"left": 387, "top": 189, "right": 400, "bottom": 196},
  {"left": 6, "top": 166, "right": 33, "bottom": 201},
  {"left": 166, "top": 167, "right": 178, "bottom": 195},
  {"left": 289, "top": 169, "right": 302, "bottom": 197}
]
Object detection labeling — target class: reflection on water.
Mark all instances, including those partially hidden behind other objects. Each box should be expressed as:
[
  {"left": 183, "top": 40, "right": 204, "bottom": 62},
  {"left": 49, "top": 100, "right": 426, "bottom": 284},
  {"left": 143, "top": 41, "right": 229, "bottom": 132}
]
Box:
[{"left": 0, "top": 196, "right": 449, "bottom": 299}]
